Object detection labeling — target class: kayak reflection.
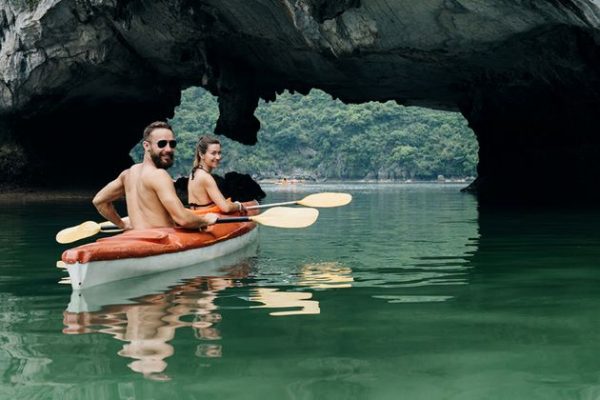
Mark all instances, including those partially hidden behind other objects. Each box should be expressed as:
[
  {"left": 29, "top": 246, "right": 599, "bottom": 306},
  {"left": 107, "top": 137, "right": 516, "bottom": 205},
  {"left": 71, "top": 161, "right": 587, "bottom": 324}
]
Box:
[
  {"left": 63, "top": 266, "right": 249, "bottom": 381},
  {"left": 62, "top": 255, "right": 353, "bottom": 380},
  {"left": 62, "top": 244, "right": 257, "bottom": 381}
]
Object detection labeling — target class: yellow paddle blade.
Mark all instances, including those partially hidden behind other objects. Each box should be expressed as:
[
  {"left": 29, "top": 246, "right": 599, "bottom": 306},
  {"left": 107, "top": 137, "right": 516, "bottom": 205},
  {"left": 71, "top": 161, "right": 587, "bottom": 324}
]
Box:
[
  {"left": 56, "top": 221, "right": 101, "bottom": 244},
  {"left": 251, "top": 207, "right": 319, "bottom": 228},
  {"left": 297, "top": 192, "right": 352, "bottom": 208}
]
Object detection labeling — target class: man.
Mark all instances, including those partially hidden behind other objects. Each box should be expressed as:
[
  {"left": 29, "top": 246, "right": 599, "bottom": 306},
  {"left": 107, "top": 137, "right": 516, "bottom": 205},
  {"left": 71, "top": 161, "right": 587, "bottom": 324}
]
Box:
[{"left": 93, "top": 121, "right": 218, "bottom": 230}]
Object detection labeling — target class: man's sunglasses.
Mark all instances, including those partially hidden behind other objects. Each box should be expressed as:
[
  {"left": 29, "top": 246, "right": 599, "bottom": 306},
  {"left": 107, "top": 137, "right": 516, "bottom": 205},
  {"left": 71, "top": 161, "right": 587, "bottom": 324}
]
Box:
[{"left": 154, "top": 140, "right": 177, "bottom": 149}]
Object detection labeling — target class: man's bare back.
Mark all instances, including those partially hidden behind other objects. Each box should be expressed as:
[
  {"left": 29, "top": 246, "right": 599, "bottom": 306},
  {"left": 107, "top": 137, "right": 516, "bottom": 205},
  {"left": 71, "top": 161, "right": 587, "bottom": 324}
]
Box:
[
  {"left": 122, "top": 164, "right": 176, "bottom": 229},
  {"left": 93, "top": 121, "right": 217, "bottom": 231}
]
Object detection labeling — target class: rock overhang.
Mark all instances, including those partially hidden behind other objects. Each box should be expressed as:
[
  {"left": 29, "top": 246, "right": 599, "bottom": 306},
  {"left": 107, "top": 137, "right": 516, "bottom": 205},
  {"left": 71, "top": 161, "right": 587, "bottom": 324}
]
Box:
[{"left": 1, "top": 0, "right": 600, "bottom": 203}]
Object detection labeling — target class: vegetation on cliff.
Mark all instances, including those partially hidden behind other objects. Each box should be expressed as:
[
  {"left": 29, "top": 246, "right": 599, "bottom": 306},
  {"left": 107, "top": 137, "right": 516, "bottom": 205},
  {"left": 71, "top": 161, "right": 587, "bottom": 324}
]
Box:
[{"left": 131, "top": 88, "right": 478, "bottom": 180}]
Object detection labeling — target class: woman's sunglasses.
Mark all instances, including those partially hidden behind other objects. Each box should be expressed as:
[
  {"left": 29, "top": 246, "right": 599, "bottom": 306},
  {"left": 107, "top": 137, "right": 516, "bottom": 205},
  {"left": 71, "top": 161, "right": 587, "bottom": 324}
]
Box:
[{"left": 155, "top": 140, "right": 177, "bottom": 149}]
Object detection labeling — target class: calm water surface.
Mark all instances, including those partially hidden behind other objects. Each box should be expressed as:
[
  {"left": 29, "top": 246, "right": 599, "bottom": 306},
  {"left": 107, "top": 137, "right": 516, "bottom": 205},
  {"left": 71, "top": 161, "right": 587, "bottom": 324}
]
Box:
[{"left": 1, "top": 183, "right": 600, "bottom": 399}]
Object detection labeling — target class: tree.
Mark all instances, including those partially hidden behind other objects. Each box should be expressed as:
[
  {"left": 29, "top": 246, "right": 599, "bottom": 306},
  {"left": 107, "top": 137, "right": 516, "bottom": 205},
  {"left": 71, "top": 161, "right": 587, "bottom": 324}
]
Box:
[{"left": 131, "top": 88, "right": 478, "bottom": 180}]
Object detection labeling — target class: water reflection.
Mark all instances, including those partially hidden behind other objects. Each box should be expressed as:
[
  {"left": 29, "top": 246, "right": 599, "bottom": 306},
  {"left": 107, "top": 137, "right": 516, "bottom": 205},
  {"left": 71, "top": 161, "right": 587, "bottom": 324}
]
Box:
[
  {"left": 62, "top": 257, "right": 354, "bottom": 379},
  {"left": 7, "top": 185, "right": 600, "bottom": 398},
  {"left": 249, "top": 262, "right": 354, "bottom": 316},
  {"left": 298, "top": 262, "right": 354, "bottom": 289},
  {"left": 62, "top": 258, "right": 251, "bottom": 381},
  {"left": 64, "top": 278, "right": 236, "bottom": 379},
  {"left": 250, "top": 288, "right": 320, "bottom": 316}
]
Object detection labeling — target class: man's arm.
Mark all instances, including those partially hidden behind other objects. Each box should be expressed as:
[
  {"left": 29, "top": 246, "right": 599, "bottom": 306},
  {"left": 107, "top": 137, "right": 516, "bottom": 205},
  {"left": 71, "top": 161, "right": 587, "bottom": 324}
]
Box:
[
  {"left": 92, "top": 171, "right": 130, "bottom": 230},
  {"left": 152, "top": 170, "right": 218, "bottom": 229}
]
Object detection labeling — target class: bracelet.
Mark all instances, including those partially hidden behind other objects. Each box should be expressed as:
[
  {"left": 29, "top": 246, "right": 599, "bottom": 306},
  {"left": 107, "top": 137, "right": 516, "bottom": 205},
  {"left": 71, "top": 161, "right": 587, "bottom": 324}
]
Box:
[{"left": 234, "top": 201, "right": 242, "bottom": 211}]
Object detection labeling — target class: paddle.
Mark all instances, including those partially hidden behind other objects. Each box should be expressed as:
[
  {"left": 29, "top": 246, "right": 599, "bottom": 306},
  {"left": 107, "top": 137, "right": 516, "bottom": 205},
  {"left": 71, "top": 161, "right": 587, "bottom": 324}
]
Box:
[
  {"left": 56, "top": 207, "right": 318, "bottom": 244},
  {"left": 56, "top": 220, "right": 124, "bottom": 244},
  {"left": 246, "top": 192, "right": 352, "bottom": 210},
  {"left": 56, "top": 203, "right": 220, "bottom": 244},
  {"left": 216, "top": 206, "right": 318, "bottom": 228},
  {"left": 55, "top": 193, "right": 344, "bottom": 244}
]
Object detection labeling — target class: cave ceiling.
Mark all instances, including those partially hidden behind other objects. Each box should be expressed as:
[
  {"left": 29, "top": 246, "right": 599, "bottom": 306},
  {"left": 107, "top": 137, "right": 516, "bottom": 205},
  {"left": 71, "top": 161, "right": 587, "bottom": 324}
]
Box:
[{"left": 1, "top": 0, "right": 600, "bottom": 201}]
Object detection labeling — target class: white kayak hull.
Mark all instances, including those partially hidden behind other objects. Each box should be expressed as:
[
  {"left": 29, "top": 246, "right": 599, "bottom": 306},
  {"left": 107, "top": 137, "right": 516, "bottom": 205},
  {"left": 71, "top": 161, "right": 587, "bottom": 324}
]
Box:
[
  {"left": 66, "top": 227, "right": 259, "bottom": 290},
  {"left": 67, "top": 239, "right": 259, "bottom": 313}
]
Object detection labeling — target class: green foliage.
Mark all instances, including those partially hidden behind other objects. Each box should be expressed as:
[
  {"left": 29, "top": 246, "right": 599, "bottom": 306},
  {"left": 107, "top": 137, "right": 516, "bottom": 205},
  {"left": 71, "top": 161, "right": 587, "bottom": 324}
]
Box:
[{"left": 131, "top": 88, "right": 478, "bottom": 180}]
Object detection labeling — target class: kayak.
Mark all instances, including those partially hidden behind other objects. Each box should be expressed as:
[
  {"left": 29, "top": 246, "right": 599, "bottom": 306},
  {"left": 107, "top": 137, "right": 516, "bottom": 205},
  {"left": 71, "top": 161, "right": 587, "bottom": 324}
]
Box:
[
  {"left": 61, "top": 201, "right": 259, "bottom": 290},
  {"left": 65, "top": 241, "right": 258, "bottom": 313}
]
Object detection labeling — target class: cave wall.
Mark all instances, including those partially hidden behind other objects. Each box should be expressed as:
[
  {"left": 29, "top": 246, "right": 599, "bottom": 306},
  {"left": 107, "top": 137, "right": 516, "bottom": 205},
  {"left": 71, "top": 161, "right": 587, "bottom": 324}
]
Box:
[{"left": 2, "top": 0, "right": 600, "bottom": 201}]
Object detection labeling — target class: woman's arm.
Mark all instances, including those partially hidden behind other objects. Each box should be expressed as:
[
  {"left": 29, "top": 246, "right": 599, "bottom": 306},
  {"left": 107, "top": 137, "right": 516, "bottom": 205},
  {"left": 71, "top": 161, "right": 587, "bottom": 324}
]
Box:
[
  {"left": 153, "top": 170, "right": 218, "bottom": 228},
  {"left": 199, "top": 174, "right": 243, "bottom": 213}
]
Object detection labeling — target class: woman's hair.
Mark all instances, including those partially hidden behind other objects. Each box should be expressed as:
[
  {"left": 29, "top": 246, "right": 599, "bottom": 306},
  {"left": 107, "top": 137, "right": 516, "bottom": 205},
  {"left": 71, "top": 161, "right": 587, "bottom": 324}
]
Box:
[{"left": 191, "top": 135, "right": 221, "bottom": 177}]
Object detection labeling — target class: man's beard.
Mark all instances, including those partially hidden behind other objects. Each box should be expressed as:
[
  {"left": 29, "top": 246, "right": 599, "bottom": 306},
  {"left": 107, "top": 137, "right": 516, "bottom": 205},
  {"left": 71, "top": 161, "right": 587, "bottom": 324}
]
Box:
[{"left": 151, "top": 152, "right": 174, "bottom": 169}]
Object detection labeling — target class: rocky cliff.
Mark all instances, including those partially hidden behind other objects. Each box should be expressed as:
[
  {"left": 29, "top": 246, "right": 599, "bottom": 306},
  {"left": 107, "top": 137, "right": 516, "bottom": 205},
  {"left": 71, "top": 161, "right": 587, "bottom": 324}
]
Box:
[{"left": 2, "top": 0, "right": 600, "bottom": 202}]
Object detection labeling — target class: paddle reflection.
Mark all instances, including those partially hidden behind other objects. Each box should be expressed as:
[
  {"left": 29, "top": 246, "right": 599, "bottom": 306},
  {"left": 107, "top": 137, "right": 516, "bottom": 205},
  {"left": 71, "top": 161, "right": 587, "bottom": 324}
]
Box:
[
  {"left": 250, "top": 288, "right": 320, "bottom": 316},
  {"left": 62, "top": 263, "right": 249, "bottom": 381},
  {"left": 250, "top": 262, "right": 353, "bottom": 316},
  {"left": 298, "top": 261, "right": 354, "bottom": 289}
]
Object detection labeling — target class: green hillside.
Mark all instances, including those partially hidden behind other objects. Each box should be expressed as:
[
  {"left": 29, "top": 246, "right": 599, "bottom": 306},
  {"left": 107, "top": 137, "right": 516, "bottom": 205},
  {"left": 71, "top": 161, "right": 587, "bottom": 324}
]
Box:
[{"left": 131, "top": 87, "right": 478, "bottom": 181}]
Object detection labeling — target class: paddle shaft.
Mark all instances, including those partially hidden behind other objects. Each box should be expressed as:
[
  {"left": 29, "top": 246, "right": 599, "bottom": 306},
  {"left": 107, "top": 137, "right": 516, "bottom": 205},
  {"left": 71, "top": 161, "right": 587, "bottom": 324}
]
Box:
[
  {"left": 245, "top": 200, "right": 297, "bottom": 210},
  {"left": 98, "top": 217, "right": 253, "bottom": 228},
  {"left": 245, "top": 192, "right": 352, "bottom": 210},
  {"left": 216, "top": 216, "right": 252, "bottom": 224},
  {"left": 77, "top": 207, "right": 314, "bottom": 239}
]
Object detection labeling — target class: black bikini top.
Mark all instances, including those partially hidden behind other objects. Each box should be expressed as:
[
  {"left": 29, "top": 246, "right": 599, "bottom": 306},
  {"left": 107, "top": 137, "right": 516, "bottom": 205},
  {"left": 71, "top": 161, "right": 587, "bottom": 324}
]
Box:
[{"left": 188, "top": 201, "right": 215, "bottom": 210}]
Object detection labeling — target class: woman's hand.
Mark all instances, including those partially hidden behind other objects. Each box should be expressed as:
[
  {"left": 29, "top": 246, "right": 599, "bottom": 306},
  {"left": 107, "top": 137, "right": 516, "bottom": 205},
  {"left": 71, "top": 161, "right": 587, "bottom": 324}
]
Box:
[{"left": 234, "top": 201, "right": 247, "bottom": 215}]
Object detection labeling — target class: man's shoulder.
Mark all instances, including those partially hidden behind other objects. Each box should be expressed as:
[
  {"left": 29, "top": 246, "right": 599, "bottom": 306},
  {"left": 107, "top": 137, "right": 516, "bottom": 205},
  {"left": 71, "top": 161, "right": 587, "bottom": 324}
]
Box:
[
  {"left": 141, "top": 165, "right": 172, "bottom": 185},
  {"left": 119, "top": 163, "right": 142, "bottom": 179},
  {"left": 121, "top": 163, "right": 143, "bottom": 173}
]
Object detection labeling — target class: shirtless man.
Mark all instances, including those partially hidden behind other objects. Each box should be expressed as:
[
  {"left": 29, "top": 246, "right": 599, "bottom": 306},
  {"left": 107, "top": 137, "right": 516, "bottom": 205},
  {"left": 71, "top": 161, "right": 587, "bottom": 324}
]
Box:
[{"left": 92, "top": 121, "right": 217, "bottom": 230}]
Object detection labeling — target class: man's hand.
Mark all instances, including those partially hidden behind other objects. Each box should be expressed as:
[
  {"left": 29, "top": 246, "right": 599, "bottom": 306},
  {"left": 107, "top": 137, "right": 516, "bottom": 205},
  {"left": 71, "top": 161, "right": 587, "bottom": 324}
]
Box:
[
  {"left": 122, "top": 218, "right": 133, "bottom": 231},
  {"left": 199, "top": 213, "right": 219, "bottom": 231}
]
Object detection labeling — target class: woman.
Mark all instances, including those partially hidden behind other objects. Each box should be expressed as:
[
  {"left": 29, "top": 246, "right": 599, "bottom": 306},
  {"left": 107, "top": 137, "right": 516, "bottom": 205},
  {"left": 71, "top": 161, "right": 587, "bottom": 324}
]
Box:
[{"left": 187, "top": 135, "right": 245, "bottom": 213}]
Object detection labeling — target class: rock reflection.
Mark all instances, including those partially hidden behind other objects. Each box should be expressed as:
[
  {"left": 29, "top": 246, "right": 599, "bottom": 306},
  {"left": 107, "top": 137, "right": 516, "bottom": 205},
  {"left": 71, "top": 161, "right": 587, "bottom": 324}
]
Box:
[{"left": 62, "top": 263, "right": 249, "bottom": 380}]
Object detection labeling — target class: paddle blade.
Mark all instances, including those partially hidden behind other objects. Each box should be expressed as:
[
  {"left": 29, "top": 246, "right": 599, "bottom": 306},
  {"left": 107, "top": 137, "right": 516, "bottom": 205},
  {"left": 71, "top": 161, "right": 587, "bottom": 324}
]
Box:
[
  {"left": 297, "top": 192, "right": 352, "bottom": 208},
  {"left": 252, "top": 207, "right": 319, "bottom": 228},
  {"left": 56, "top": 221, "right": 101, "bottom": 244}
]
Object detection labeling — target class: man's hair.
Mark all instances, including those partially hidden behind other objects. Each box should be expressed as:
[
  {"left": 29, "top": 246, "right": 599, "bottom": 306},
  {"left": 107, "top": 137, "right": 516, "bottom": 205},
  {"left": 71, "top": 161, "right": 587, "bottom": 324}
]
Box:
[{"left": 143, "top": 121, "right": 172, "bottom": 141}]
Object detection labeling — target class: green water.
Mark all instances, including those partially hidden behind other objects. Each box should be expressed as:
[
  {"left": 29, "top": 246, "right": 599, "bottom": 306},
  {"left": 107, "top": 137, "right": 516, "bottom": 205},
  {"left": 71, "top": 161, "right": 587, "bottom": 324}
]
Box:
[{"left": 1, "top": 183, "right": 600, "bottom": 399}]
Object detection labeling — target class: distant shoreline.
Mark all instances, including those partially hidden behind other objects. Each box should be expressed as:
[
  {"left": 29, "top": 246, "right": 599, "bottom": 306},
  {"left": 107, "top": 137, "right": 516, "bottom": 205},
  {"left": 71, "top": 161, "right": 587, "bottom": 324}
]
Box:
[
  {"left": 0, "top": 188, "right": 97, "bottom": 203},
  {"left": 0, "top": 179, "right": 474, "bottom": 203},
  {"left": 258, "top": 178, "right": 475, "bottom": 185}
]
